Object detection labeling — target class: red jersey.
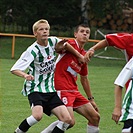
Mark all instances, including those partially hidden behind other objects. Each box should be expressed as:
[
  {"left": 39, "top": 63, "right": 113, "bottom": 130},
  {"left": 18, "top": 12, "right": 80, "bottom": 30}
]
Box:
[
  {"left": 106, "top": 33, "right": 133, "bottom": 60},
  {"left": 106, "top": 33, "right": 133, "bottom": 89},
  {"left": 55, "top": 39, "right": 88, "bottom": 91}
]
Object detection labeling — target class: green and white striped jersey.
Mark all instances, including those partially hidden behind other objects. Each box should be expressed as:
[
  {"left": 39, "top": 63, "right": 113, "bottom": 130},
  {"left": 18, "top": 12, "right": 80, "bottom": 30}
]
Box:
[{"left": 11, "top": 36, "right": 61, "bottom": 96}]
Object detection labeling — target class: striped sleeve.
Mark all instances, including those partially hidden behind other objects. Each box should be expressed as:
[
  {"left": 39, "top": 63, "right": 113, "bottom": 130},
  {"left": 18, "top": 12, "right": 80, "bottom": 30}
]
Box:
[{"left": 10, "top": 51, "right": 34, "bottom": 72}]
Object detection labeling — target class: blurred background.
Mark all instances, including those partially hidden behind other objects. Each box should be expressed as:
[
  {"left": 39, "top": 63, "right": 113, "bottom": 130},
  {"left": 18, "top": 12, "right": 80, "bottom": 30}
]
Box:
[{"left": 0, "top": 0, "right": 133, "bottom": 39}]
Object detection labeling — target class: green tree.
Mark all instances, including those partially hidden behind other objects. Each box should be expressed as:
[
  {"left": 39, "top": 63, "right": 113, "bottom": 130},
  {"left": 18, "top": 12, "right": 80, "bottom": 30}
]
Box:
[{"left": 0, "top": 0, "right": 82, "bottom": 34}]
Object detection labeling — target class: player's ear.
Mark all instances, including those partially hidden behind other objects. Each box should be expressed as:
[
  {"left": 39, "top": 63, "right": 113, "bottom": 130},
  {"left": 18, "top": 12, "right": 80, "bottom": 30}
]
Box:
[
  {"left": 33, "top": 31, "right": 37, "bottom": 37},
  {"left": 74, "top": 32, "right": 77, "bottom": 38}
]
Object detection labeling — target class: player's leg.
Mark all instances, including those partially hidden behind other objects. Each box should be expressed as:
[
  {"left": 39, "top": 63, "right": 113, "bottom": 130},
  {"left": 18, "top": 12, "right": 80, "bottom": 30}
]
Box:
[
  {"left": 75, "top": 102, "right": 100, "bottom": 133},
  {"left": 14, "top": 105, "right": 43, "bottom": 133},
  {"left": 74, "top": 92, "right": 100, "bottom": 133},
  {"left": 40, "top": 120, "right": 59, "bottom": 133},
  {"left": 51, "top": 105, "right": 72, "bottom": 133},
  {"left": 14, "top": 93, "right": 44, "bottom": 133},
  {"left": 41, "top": 91, "right": 75, "bottom": 133},
  {"left": 42, "top": 92, "right": 72, "bottom": 133},
  {"left": 41, "top": 107, "right": 75, "bottom": 133}
]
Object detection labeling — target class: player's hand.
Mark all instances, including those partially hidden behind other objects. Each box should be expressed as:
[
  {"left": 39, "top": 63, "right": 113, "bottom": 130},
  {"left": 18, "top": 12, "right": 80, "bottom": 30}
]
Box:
[
  {"left": 112, "top": 107, "right": 122, "bottom": 124},
  {"left": 84, "top": 50, "right": 94, "bottom": 62},
  {"left": 58, "top": 39, "right": 68, "bottom": 45},
  {"left": 55, "top": 39, "right": 68, "bottom": 53},
  {"left": 90, "top": 100, "right": 99, "bottom": 112},
  {"left": 24, "top": 74, "right": 34, "bottom": 81}
]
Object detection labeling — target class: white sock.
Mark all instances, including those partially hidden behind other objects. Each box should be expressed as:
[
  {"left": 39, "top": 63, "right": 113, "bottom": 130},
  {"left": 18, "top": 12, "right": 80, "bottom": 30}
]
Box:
[
  {"left": 122, "top": 127, "right": 131, "bottom": 133},
  {"left": 41, "top": 120, "right": 59, "bottom": 133},
  {"left": 56, "top": 121, "right": 70, "bottom": 131},
  {"left": 87, "top": 125, "right": 99, "bottom": 133},
  {"left": 15, "top": 127, "right": 25, "bottom": 133},
  {"left": 27, "top": 115, "right": 38, "bottom": 126}
]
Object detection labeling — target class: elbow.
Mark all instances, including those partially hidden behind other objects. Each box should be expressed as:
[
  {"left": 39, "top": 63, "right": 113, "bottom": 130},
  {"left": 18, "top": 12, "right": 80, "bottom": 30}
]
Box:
[
  {"left": 10, "top": 70, "right": 15, "bottom": 74},
  {"left": 10, "top": 70, "right": 19, "bottom": 75}
]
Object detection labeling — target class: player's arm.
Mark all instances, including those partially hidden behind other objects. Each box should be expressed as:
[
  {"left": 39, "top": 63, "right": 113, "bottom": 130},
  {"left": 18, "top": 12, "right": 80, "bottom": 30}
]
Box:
[
  {"left": 84, "top": 39, "right": 108, "bottom": 62},
  {"left": 55, "top": 39, "right": 85, "bottom": 63},
  {"left": 89, "top": 39, "right": 108, "bottom": 51},
  {"left": 80, "top": 75, "right": 99, "bottom": 112},
  {"left": 112, "top": 58, "right": 133, "bottom": 123},
  {"left": 112, "top": 85, "right": 122, "bottom": 124},
  {"left": 11, "top": 70, "right": 34, "bottom": 81},
  {"left": 10, "top": 51, "right": 34, "bottom": 81}
]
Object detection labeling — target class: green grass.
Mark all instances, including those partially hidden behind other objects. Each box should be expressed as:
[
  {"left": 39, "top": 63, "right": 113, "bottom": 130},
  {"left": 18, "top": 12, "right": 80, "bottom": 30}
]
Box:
[{"left": 0, "top": 37, "right": 127, "bottom": 132}]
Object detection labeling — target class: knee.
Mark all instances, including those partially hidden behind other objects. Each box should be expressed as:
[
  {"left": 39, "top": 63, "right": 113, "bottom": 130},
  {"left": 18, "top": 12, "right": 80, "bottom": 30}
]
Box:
[
  {"left": 94, "top": 113, "right": 100, "bottom": 123},
  {"left": 33, "top": 113, "right": 43, "bottom": 121},
  {"left": 95, "top": 113, "right": 100, "bottom": 122},
  {"left": 63, "top": 118, "right": 75, "bottom": 129},
  {"left": 90, "top": 113, "right": 100, "bottom": 126},
  {"left": 65, "top": 116, "right": 73, "bottom": 125},
  {"left": 69, "top": 120, "right": 75, "bottom": 128},
  {"left": 32, "top": 106, "right": 43, "bottom": 121}
]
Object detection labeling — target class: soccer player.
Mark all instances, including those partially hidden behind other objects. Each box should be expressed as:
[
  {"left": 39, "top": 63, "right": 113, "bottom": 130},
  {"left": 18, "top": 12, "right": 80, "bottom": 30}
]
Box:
[
  {"left": 10, "top": 19, "right": 85, "bottom": 133},
  {"left": 84, "top": 33, "right": 133, "bottom": 133},
  {"left": 41, "top": 24, "right": 100, "bottom": 133},
  {"left": 112, "top": 56, "right": 133, "bottom": 133}
]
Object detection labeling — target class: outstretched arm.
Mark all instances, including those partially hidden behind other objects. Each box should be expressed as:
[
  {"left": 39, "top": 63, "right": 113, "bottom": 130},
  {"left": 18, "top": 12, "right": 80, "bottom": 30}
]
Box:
[
  {"left": 90, "top": 39, "right": 108, "bottom": 51},
  {"left": 84, "top": 39, "right": 108, "bottom": 62},
  {"left": 55, "top": 39, "right": 85, "bottom": 63}
]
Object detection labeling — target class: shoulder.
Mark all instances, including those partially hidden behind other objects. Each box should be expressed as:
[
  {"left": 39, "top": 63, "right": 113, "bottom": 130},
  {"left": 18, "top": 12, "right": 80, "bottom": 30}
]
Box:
[
  {"left": 48, "top": 36, "right": 61, "bottom": 44},
  {"left": 25, "top": 42, "right": 40, "bottom": 57},
  {"left": 67, "top": 39, "right": 77, "bottom": 48},
  {"left": 68, "top": 39, "right": 75, "bottom": 44}
]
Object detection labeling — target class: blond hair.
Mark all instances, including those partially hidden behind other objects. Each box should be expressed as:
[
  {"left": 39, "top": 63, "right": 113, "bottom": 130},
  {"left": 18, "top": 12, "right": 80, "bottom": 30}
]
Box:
[{"left": 32, "top": 19, "right": 50, "bottom": 33}]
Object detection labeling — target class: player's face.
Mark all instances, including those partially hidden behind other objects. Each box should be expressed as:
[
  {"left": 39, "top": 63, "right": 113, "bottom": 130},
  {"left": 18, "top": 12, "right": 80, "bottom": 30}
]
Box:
[
  {"left": 34, "top": 23, "right": 50, "bottom": 41},
  {"left": 74, "top": 26, "right": 90, "bottom": 43}
]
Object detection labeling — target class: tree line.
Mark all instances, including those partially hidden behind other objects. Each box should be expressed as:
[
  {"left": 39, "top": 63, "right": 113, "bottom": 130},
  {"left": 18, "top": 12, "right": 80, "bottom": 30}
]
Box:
[{"left": 0, "top": 0, "right": 133, "bottom": 34}]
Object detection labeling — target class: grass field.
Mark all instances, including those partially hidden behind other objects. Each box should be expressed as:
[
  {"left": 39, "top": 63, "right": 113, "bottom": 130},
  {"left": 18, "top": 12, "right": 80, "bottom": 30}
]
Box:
[{"left": 0, "top": 37, "right": 126, "bottom": 132}]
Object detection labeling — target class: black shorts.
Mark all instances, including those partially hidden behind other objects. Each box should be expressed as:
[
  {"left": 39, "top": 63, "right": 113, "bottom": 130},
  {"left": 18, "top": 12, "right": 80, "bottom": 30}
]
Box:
[
  {"left": 123, "top": 119, "right": 133, "bottom": 130},
  {"left": 28, "top": 92, "right": 64, "bottom": 116}
]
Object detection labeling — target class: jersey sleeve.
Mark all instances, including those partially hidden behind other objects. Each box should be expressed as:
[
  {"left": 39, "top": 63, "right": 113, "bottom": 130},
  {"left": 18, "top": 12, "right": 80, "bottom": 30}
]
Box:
[
  {"left": 114, "top": 58, "right": 133, "bottom": 87},
  {"left": 106, "top": 33, "right": 130, "bottom": 49},
  {"left": 10, "top": 50, "right": 34, "bottom": 72}
]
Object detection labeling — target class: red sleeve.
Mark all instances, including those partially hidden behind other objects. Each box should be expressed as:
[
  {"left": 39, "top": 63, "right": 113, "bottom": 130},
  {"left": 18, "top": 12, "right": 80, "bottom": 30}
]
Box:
[
  {"left": 67, "top": 39, "right": 76, "bottom": 47},
  {"left": 106, "top": 33, "right": 132, "bottom": 49}
]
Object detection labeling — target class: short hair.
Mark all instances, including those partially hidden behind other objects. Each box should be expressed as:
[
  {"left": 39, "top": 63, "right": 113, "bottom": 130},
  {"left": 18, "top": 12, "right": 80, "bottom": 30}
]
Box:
[
  {"left": 32, "top": 19, "right": 50, "bottom": 33},
  {"left": 74, "top": 24, "right": 90, "bottom": 33}
]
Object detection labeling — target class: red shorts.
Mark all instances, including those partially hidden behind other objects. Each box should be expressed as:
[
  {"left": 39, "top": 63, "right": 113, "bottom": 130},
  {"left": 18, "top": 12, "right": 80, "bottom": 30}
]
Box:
[{"left": 57, "top": 90, "right": 89, "bottom": 108}]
